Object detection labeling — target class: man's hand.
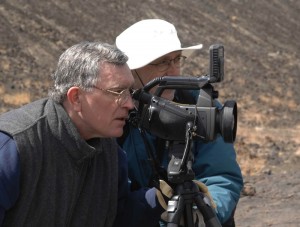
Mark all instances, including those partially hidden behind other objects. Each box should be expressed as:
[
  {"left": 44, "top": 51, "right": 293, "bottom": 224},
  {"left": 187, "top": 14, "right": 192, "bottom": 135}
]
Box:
[
  {"left": 155, "top": 179, "right": 173, "bottom": 209},
  {"left": 156, "top": 180, "right": 216, "bottom": 209},
  {"left": 193, "top": 180, "right": 216, "bottom": 209}
]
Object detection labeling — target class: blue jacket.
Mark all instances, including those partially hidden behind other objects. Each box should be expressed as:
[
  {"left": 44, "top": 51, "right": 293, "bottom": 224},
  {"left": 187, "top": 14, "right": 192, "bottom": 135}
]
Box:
[
  {"left": 0, "top": 132, "right": 163, "bottom": 226},
  {"left": 120, "top": 90, "right": 243, "bottom": 224}
]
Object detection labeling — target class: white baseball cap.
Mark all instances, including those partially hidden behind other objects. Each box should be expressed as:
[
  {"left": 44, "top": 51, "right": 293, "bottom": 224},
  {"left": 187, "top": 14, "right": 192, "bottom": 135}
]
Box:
[{"left": 116, "top": 19, "right": 203, "bottom": 70}]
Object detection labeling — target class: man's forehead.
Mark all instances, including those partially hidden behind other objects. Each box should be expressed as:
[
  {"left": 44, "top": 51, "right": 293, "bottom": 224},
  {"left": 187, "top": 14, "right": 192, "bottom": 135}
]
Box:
[{"left": 99, "top": 64, "right": 133, "bottom": 88}]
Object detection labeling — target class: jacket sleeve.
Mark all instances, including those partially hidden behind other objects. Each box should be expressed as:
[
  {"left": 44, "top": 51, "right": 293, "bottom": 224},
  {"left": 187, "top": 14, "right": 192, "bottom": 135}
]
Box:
[
  {"left": 0, "top": 132, "right": 20, "bottom": 225},
  {"left": 192, "top": 135, "right": 243, "bottom": 223},
  {"left": 113, "top": 146, "right": 164, "bottom": 227}
]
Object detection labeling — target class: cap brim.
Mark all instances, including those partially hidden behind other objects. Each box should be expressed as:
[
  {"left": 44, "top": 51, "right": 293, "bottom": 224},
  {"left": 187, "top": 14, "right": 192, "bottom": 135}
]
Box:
[{"left": 128, "top": 44, "right": 203, "bottom": 70}]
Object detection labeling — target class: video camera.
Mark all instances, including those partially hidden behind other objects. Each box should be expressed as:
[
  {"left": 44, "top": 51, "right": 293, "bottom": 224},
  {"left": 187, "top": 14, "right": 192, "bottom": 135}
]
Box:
[{"left": 130, "top": 44, "right": 237, "bottom": 143}]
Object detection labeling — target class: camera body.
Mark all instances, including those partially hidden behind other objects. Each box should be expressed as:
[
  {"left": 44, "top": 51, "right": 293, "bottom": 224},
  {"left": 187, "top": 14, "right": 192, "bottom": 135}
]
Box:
[{"left": 131, "top": 44, "right": 237, "bottom": 143}]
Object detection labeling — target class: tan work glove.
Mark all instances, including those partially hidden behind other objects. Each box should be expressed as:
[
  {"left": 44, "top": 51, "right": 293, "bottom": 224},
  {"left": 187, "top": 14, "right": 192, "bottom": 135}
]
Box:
[
  {"left": 193, "top": 180, "right": 217, "bottom": 209},
  {"left": 155, "top": 180, "right": 216, "bottom": 209},
  {"left": 155, "top": 179, "right": 174, "bottom": 210}
]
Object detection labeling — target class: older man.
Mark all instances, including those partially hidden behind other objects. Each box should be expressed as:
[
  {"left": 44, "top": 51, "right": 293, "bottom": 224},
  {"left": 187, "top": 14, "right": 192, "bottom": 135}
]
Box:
[{"left": 0, "top": 41, "right": 165, "bottom": 227}]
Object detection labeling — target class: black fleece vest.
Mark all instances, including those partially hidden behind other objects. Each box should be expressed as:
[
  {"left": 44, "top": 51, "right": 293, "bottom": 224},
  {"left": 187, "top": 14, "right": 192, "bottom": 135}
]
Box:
[{"left": 0, "top": 98, "right": 118, "bottom": 227}]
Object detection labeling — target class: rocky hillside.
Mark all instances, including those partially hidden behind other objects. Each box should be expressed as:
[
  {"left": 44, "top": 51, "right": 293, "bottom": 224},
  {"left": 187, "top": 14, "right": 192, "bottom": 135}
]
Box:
[{"left": 1, "top": 0, "right": 300, "bottom": 226}]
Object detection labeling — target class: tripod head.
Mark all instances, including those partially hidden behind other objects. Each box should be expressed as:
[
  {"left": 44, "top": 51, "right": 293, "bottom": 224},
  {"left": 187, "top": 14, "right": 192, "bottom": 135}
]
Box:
[{"left": 167, "top": 122, "right": 195, "bottom": 184}]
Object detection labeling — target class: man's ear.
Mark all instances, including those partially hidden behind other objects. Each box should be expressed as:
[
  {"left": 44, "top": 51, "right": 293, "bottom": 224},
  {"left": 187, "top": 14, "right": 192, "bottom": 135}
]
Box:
[{"left": 66, "top": 87, "right": 82, "bottom": 111}]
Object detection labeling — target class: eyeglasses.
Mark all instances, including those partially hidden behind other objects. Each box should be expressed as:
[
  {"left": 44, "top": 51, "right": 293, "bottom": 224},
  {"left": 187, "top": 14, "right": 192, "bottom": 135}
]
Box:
[
  {"left": 92, "top": 86, "right": 134, "bottom": 106},
  {"left": 148, "top": 56, "right": 187, "bottom": 72}
]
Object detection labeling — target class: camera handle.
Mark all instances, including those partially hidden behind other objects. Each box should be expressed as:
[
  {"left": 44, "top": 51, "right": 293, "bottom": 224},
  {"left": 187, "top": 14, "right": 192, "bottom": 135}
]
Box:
[{"left": 166, "top": 122, "right": 222, "bottom": 227}]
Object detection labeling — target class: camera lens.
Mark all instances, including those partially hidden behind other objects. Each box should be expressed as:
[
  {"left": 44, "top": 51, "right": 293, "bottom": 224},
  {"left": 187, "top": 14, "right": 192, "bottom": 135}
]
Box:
[{"left": 219, "top": 100, "right": 237, "bottom": 143}]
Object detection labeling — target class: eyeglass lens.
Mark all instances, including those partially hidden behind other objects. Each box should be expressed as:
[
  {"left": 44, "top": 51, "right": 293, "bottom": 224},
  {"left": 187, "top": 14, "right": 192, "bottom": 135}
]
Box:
[
  {"left": 117, "top": 89, "right": 133, "bottom": 106},
  {"left": 155, "top": 56, "right": 186, "bottom": 72}
]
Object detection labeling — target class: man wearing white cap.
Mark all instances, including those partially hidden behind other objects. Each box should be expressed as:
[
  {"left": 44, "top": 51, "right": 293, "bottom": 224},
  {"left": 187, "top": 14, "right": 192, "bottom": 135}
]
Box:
[{"left": 116, "top": 19, "right": 243, "bottom": 226}]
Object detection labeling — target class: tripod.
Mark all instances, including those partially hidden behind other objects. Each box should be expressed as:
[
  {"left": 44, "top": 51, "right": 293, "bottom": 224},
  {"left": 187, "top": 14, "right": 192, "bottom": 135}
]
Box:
[{"left": 166, "top": 122, "right": 222, "bottom": 227}]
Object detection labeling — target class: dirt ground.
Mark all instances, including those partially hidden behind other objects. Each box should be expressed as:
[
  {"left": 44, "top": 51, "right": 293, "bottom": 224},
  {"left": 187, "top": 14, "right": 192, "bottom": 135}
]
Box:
[{"left": 0, "top": 0, "right": 299, "bottom": 226}]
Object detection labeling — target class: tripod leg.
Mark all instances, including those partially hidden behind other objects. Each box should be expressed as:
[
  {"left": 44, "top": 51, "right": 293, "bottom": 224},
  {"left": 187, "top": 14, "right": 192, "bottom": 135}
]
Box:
[
  {"left": 194, "top": 194, "right": 222, "bottom": 227},
  {"left": 167, "top": 193, "right": 198, "bottom": 227},
  {"left": 167, "top": 195, "right": 182, "bottom": 227},
  {"left": 183, "top": 202, "right": 194, "bottom": 227}
]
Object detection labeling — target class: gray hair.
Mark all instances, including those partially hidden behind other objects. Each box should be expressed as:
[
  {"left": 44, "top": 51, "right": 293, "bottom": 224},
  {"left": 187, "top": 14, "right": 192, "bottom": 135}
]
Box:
[{"left": 49, "top": 41, "right": 128, "bottom": 103}]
